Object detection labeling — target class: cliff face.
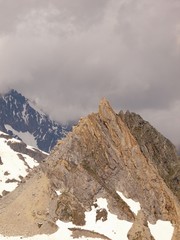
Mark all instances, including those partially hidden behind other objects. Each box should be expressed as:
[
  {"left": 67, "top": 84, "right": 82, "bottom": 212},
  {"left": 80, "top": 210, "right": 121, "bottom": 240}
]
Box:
[
  {"left": 0, "top": 99, "right": 179, "bottom": 240},
  {"left": 119, "top": 111, "right": 180, "bottom": 200}
]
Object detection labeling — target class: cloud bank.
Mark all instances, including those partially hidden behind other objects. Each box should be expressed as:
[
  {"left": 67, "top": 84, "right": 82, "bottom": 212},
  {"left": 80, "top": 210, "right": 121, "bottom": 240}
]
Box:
[{"left": 0, "top": 0, "right": 180, "bottom": 145}]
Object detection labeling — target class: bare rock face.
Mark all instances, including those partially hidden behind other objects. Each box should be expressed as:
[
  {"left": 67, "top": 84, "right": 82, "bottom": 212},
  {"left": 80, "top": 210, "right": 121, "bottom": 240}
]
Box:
[
  {"left": 0, "top": 98, "right": 180, "bottom": 239},
  {"left": 119, "top": 111, "right": 180, "bottom": 200},
  {"left": 128, "top": 211, "right": 155, "bottom": 240}
]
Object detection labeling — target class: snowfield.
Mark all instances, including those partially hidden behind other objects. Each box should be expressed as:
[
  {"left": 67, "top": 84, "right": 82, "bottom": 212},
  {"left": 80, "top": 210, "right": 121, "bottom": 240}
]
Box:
[{"left": 0, "top": 132, "right": 40, "bottom": 195}]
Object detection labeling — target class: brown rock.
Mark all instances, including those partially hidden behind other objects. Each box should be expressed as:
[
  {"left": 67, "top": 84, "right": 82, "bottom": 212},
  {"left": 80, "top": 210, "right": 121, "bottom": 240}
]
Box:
[
  {"left": 128, "top": 210, "right": 155, "bottom": 240},
  {"left": 119, "top": 111, "right": 180, "bottom": 200},
  {"left": 96, "top": 208, "right": 108, "bottom": 222}
]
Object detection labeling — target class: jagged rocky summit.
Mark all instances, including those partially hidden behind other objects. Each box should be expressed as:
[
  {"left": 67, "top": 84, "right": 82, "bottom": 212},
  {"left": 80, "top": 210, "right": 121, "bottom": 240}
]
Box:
[
  {"left": 0, "top": 99, "right": 179, "bottom": 240},
  {"left": 0, "top": 89, "right": 73, "bottom": 153}
]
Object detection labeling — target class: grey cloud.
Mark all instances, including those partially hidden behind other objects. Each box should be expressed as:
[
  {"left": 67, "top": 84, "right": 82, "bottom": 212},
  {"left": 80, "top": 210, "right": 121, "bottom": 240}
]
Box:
[
  {"left": 0, "top": 0, "right": 179, "bottom": 145},
  {"left": 0, "top": 0, "right": 109, "bottom": 34},
  {"left": 140, "top": 100, "right": 180, "bottom": 146},
  {"left": 0, "top": 0, "right": 48, "bottom": 33}
]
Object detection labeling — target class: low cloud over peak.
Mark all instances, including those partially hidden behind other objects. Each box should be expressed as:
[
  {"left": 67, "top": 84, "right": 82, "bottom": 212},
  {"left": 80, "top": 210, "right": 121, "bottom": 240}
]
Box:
[{"left": 0, "top": 0, "right": 179, "bottom": 145}]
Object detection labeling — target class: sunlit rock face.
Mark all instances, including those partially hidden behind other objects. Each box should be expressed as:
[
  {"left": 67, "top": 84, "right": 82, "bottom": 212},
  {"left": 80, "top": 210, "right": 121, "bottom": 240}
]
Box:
[
  {"left": 119, "top": 110, "right": 180, "bottom": 201},
  {"left": 0, "top": 99, "right": 179, "bottom": 240}
]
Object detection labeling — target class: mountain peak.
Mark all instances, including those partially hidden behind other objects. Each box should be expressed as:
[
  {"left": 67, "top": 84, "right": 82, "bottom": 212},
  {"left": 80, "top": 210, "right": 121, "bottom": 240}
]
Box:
[
  {"left": 5, "top": 89, "right": 26, "bottom": 102},
  {"left": 99, "top": 97, "right": 110, "bottom": 108},
  {"left": 7, "top": 89, "right": 22, "bottom": 96},
  {"left": 0, "top": 89, "right": 73, "bottom": 152},
  {"left": 98, "top": 97, "right": 117, "bottom": 123}
]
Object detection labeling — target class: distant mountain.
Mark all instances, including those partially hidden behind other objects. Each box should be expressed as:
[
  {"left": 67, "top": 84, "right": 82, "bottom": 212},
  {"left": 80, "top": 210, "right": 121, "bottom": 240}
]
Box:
[
  {"left": 0, "top": 89, "right": 73, "bottom": 153},
  {"left": 0, "top": 131, "right": 47, "bottom": 197}
]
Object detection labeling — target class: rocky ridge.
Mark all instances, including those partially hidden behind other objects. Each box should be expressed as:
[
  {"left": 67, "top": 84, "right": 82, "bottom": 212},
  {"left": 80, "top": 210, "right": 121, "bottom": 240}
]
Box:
[
  {"left": 119, "top": 111, "right": 180, "bottom": 200},
  {"left": 0, "top": 99, "right": 179, "bottom": 240}
]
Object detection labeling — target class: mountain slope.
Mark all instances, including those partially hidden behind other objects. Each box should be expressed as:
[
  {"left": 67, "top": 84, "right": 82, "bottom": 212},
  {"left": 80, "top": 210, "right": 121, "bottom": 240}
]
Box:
[
  {"left": 0, "top": 131, "right": 48, "bottom": 197},
  {"left": 0, "top": 99, "right": 179, "bottom": 240},
  {"left": 119, "top": 110, "right": 180, "bottom": 200},
  {"left": 0, "top": 89, "right": 72, "bottom": 152}
]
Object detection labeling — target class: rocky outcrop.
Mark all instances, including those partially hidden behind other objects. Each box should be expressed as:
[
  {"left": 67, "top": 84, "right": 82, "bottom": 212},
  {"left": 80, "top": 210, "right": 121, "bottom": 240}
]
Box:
[
  {"left": 0, "top": 171, "right": 58, "bottom": 236},
  {"left": 119, "top": 111, "right": 180, "bottom": 201},
  {"left": 0, "top": 99, "right": 179, "bottom": 239},
  {"left": 128, "top": 211, "right": 155, "bottom": 240}
]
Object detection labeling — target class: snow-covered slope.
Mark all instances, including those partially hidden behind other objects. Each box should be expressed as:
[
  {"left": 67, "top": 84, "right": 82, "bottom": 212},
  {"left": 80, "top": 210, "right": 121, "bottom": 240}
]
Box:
[
  {"left": 0, "top": 89, "right": 73, "bottom": 152},
  {"left": 0, "top": 131, "right": 48, "bottom": 196}
]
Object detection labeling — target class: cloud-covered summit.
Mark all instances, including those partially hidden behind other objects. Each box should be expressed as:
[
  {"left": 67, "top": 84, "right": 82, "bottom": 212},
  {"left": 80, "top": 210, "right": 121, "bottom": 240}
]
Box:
[{"left": 0, "top": 0, "right": 179, "bottom": 145}]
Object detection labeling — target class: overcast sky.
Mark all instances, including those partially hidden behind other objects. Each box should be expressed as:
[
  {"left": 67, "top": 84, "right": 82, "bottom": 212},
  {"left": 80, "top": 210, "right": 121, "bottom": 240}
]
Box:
[{"left": 0, "top": 0, "right": 179, "bottom": 146}]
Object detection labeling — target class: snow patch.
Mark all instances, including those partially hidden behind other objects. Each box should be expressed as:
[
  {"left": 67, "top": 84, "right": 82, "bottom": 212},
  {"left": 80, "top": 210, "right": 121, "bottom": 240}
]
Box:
[
  {"left": 0, "top": 136, "right": 38, "bottom": 194},
  {"left": 5, "top": 125, "right": 38, "bottom": 149},
  {"left": 24, "top": 155, "right": 38, "bottom": 169},
  {"left": 8, "top": 138, "right": 21, "bottom": 143},
  {"left": 55, "top": 190, "right": 62, "bottom": 196},
  {"left": 117, "top": 191, "right": 141, "bottom": 215},
  {"left": 26, "top": 145, "right": 48, "bottom": 155},
  {"left": 82, "top": 198, "right": 132, "bottom": 240},
  {"left": 22, "top": 104, "right": 28, "bottom": 124},
  {"left": 148, "top": 220, "right": 174, "bottom": 240},
  {"left": 0, "top": 131, "right": 8, "bottom": 136}
]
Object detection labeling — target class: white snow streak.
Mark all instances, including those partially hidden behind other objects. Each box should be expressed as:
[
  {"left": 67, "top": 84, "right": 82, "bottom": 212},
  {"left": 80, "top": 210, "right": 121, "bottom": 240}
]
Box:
[
  {"left": 22, "top": 104, "right": 28, "bottom": 124},
  {"left": 55, "top": 190, "right": 62, "bottom": 196},
  {"left": 116, "top": 191, "right": 141, "bottom": 215},
  {"left": 148, "top": 220, "right": 174, "bottom": 240}
]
